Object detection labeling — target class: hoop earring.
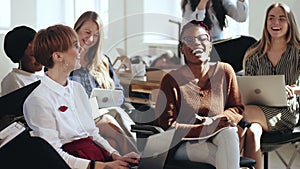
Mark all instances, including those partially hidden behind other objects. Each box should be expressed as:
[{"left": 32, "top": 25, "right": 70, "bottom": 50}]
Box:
[{"left": 19, "top": 61, "right": 22, "bottom": 70}]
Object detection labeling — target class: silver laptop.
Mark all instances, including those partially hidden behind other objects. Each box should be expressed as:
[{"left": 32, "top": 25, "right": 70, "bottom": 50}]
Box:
[
  {"left": 131, "top": 129, "right": 176, "bottom": 169},
  {"left": 237, "top": 75, "right": 288, "bottom": 107},
  {"left": 90, "top": 88, "right": 122, "bottom": 108}
]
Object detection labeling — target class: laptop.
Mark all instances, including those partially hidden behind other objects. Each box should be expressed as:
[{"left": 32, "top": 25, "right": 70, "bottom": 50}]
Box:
[
  {"left": 90, "top": 88, "right": 122, "bottom": 108},
  {"left": 131, "top": 128, "right": 176, "bottom": 169},
  {"left": 237, "top": 75, "right": 288, "bottom": 107}
]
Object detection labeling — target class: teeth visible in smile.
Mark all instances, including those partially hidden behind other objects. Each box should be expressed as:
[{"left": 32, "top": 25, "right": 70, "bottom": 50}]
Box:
[
  {"left": 272, "top": 27, "right": 281, "bottom": 30},
  {"left": 192, "top": 49, "right": 204, "bottom": 55}
]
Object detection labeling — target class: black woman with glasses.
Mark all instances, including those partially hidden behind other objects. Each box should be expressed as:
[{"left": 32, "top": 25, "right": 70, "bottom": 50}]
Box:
[{"left": 154, "top": 20, "right": 245, "bottom": 169}]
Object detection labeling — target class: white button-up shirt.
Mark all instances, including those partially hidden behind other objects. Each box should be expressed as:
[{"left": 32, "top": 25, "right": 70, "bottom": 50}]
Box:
[{"left": 23, "top": 75, "right": 117, "bottom": 169}]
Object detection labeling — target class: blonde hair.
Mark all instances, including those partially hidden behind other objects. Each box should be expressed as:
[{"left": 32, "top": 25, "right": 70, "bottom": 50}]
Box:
[
  {"left": 243, "top": 3, "right": 300, "bottom": 69},
  {"left": 74, "top": 11, "right": 114, "bottom": 89}
]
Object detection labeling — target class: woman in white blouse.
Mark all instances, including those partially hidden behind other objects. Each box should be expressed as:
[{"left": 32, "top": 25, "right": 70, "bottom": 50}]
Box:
[
  {"left": 181, "top": 0, "right": 248, "bottom": 41},
  {"left": 23, "top": 24, "right": 139, "bottom": 169},
  {"left": 1, "top": 26, "right": 43, "bottom": 96}
]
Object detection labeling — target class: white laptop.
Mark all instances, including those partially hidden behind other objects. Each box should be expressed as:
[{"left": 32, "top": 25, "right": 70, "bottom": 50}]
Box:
[
  {"left": 237, "top": 75, "right": 288, "bottom": 107},
  {"left": 90, "top": 88, "right": 123, "bottom": 108},
  {"left": 131, "top": 129, "right": 176, "bottom": 169}
]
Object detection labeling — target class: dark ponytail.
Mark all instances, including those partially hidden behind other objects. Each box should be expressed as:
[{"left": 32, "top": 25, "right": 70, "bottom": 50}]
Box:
[
  {"left": 211, "top": 0, "right": 227, "bottom": 30},
  {"left": 186, "top": 0, "right": 227, "bottom": 30}
]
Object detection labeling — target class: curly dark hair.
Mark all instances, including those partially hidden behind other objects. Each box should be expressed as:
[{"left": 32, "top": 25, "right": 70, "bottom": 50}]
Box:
[{"left": 180, "top": 20, "right": 211, "bottom": 43}]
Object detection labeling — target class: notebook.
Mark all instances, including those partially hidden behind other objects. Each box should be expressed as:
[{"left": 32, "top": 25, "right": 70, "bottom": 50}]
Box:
[
  {"left": 0, "top": 122, "right": 26, "bottom": 148},
  {"left": 237, "top": 75, "right": 288, "bottom": 107},
  {"left": 131, "top": 128, "right": 176, "bottom": 169},
  {"left": 90, "top": 88, "right": 122, "bottom": 108}
]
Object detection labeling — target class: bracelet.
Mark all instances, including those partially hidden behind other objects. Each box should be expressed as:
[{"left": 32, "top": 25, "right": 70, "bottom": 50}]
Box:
[{"left": 90, "top": 160, "right": 95, "bottom": 169}]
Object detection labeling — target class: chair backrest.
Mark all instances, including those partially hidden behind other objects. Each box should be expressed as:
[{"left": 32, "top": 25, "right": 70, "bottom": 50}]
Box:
[
  {"left": 210, "top": 35, "right": 257, "bottom": 72},
  {"left": 0, "top": 80, "right": 41, "bottom": 118}
]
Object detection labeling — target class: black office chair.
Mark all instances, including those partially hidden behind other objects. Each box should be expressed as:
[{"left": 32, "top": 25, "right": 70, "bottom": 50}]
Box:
[
  {"left": 261, "top": 120, "right": 300, "bottom": 169},
  {"left": 0, "top": 130, "right": 71, "bottom": 169},
  {"left": 0, "top": 80, "right": 41, "bottom": 128},
  {"left": 131, "top": 122, "right": 256, "bottom": 169},
  {"left": 210, "top": 35, "right": 257, "bottom": 73},
  {"left": 0, "top": 80, "right": 71, "bottom": 169},
  {"left": 0, "top": 80, "right": 40, "bottom": 116}
]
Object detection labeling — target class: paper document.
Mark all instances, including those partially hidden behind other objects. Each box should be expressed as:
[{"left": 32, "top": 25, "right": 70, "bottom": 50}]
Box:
[
  {"left": 182, "top": 115, "right": 230, "bottom": 141},
  {"left": 0, "top": 122, "right": 25, "bottom": 148},
  {"left": 182, "top": 126, "right": 230, "bottom": 141},
  {"left": 89, "top": 97, "right": 109, "bottom": 120}
]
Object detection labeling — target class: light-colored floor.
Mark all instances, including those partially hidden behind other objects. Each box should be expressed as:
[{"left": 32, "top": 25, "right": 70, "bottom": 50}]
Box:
[{"left": 263, "top": 143, "right": 300, "bottom": 169}]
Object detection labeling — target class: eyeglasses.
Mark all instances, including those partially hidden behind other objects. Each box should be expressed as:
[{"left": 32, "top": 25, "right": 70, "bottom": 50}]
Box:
[{"left": 181, "top": 34, "right": 210, "bottom": 45}]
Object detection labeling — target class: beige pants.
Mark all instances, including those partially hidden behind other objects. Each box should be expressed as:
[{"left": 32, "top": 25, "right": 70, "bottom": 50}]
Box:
[
  {"left": 174, "top": 127, "right": 240, "bottom": 169},
  {"left": 95, "top": 107, "right": 139, "bottom": 155}
]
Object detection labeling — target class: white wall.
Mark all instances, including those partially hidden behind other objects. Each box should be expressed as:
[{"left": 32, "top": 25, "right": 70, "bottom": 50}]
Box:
[
  {"left": 36, "top": 0, "right": 71, "bottom": 28},
  {"left": 1, "top": 0, "right": 300, "bottom": 93},
  {"left": 103, "top": 0, "right": 182, "bottom": 63},
  {"left": 249, "top": 0, "right": 300, "bottom": 39},
  {"left": 103, "top": 0, "right": 145, "bottom": 60},
  {"left": 0, "top": 0, "right": 72, "bottom": 93}
]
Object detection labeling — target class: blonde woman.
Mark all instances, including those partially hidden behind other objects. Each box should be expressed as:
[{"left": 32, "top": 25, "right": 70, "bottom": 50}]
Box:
[
  {"left": 70, "top": 11, "right": 138, "bottom": 155},
  {"left": 71, "top": 12, "right": 122, "bottom": 101}
]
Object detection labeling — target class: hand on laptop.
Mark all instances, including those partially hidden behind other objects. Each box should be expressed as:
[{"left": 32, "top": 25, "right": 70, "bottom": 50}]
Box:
[
  {"left": 286, "top": 85, "right": 296, "bottom": 98},
  {"left": 94, "top": 160, "right": 132, "bottom": 169},
  {"left": 112, "top": 151, "right": 140, "bottom": 167}
]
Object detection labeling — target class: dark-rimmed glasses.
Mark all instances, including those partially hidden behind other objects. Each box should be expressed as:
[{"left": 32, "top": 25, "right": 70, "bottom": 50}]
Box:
[{"left": 182, "top": 34, "right": 210, "bottom": 45}]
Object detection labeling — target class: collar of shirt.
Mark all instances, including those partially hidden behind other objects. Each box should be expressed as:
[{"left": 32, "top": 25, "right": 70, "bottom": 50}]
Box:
[
  {"left": 12, "top": 68, "right": 36, "bottom": 76},
  {"left": 42, "top": 75, "right": 73, "bottom": 97}
]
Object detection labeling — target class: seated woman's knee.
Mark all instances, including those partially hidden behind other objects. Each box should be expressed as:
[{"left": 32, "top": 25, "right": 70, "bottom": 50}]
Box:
[
  {"left": 215, "top": 127, "right": 239, "bottom": 142},
  {"left": 247, "top": 123, "right": 263, "bottom": 139}
]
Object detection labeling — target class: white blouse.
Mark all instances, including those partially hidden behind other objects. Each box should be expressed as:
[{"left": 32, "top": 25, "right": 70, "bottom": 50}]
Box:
[
  {"left": 23, "top": 75, "right": 118, "bottom": 169},
  {"left": 182, "top": 0, "right": 248, "bottom": 41},
  {"left": 1, "top": 68, "right": 42, "bottom": 96}
]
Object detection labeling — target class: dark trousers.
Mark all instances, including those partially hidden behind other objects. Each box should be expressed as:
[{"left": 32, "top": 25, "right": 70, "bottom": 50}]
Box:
[{"left": 0, "top": 130, "right": 70, "bottom": 169}]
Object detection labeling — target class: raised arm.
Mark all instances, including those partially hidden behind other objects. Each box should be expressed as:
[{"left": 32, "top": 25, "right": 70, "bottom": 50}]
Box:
[{"left": 223, "top": 0, "right": 248, "bottom": 22}]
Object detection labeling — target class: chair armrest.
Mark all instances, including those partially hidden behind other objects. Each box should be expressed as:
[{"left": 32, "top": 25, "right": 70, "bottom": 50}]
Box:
[
  {"left": 240, "top": 156, "right": 256, "bottom": 168},
  {"left": 131, "top": 124, "right": 164, "bottom": 136},
  {"left": 130, "top": 124, "right": 165, "bottom": 151},
  {"left": 121, "top": 102, "right": 136, "bottom": 113},
  {"left": 238, "top": 118, "right": 251, "bottom": 129}
]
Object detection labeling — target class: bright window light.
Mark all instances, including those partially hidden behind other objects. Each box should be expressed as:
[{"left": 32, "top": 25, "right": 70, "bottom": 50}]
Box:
[
  {"left": 0, "top": 0, "right": 11, "bottom": 29},
  {"left": 74, "top": 0, "right": 108, "bottom": 37}
]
